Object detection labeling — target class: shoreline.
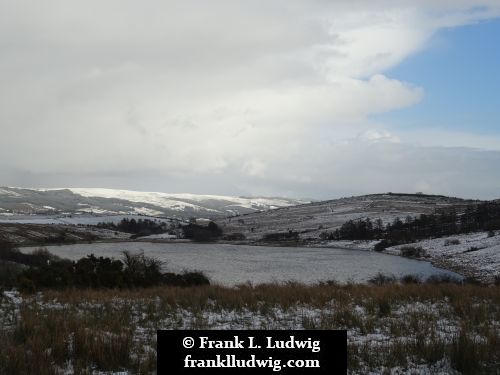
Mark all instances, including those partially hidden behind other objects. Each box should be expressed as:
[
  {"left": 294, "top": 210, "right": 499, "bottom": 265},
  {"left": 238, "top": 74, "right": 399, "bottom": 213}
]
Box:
[{"left": 18, "top": 239, "right": 466, "bottom": 286}]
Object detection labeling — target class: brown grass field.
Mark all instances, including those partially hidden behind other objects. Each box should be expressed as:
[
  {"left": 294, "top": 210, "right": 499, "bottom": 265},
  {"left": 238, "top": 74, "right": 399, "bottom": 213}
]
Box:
[{"left": 1, "top": 282, "right": 499, "bottom": 374}]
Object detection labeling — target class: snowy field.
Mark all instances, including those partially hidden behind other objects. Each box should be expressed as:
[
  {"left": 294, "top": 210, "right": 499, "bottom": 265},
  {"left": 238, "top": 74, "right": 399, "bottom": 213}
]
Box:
[
  {"left": 0, "top": 214, "right": 177, "bottom": 226},
  {"left": 68, "top": 188, "right": 309, "bottom": 213},
  {"left": 384, "top": 231, "right": 500, "bottom": 283},
  {"left": 2, "top": 283, "right": 499, "bottom": 374},
  {"left": 216, "top": 194, "right": 475, "bottom": 241},
  {"left": 22, "top": 242, "right": 462, "bottom": 285}
]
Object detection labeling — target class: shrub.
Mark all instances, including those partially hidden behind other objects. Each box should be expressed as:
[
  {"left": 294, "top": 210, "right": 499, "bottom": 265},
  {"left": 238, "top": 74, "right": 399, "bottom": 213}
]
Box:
[
  {"left": 182, "top": 222, "right": 222, "bottom": 242},
  {"left": 0, "top": 240, "right": 60, "bottom": 267},
  {"left": 400, "top": 274, "right": 422, "bottom": 284},
  {"left": 0, "top": 261, "right": 25, "bottom": 287},
  {"left": 465, "top": 246, "right": 480, "bottom": 253},
  {"left": 261, "top": 231, "right": 300, "bottom": 242},
  {"left": 181, "top": 271, "right": 210, "bottom": 286},
  {"left": 426, "top": 274, "right": 463, "bottom": 284},
  {"left": 162, "top": 271, "right": 210, "bottom": 287},
  {"left": 122, "top": 251, "right": 163, "bottom": 287},
  {"left": 16, "top": 251, "right": 209, "bottom": 291},
  {"left": 318, "top": 280, "right": 338, "bottom": 286},
  {"left": 444, "top": 238, "right": 460, "bottom": 246},
  {"left": 319, "top": 231, "right": 333, "bottom": 241},
  {"left": 369, "top": 273, "right": 397, "bottom": 285},
  {"left": 20, "top": 259, "right": 74, "bottom": 289},
  {"left": 374, "top": 240, "right": 391, "bottom": 252},
  {"left": 17, "top": 275, "right": 35, "bottom": 293},
  {"left": 73, "top": 254, "right": 125, "bottom": 288},
  {"left": 0, "top": 237, "right": 16, "bottom": 252},
  {"left": 400, "top": 246, "right": 426, "bottom": 258},
  {"left": 464, "top": 276, "right": 482, "bottom": 285},
  {"left": 450, "top": 330, "right": 484, "bottom": 375},
  {"left": 222, "top": 233, "right": 246, "bottom": 241},
  {"left": 378, "top": 300, "right": 391, "bottom": 317},
  {"left": 19, "top": 253, "right": 124, "bottom": 289},
  {"left": 0, "top": 239, "right": 24, "bottom": 264}
]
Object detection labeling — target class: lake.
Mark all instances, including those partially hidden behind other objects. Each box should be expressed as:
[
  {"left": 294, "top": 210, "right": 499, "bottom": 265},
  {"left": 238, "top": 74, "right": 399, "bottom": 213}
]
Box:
[{"left": 22, "top": 242, "right": 463, "bottom": 285}]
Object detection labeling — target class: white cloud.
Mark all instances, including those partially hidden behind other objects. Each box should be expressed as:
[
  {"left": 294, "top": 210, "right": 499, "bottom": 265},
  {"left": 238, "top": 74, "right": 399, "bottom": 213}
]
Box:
[
  {"left": 0, "top": 1, "right": 499, "bottom": 198},
  {"left": 358, "top": 130, "right": 400, "bottom": 143}
]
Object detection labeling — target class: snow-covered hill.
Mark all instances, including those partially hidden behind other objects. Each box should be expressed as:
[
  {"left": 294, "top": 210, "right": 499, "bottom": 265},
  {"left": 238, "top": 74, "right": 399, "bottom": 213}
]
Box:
[
  {"left": 216, "top": 193, "right": 480, "bottom": 241},
  {"left": 384, "top": 231, "right": 500, "bottom": 283},
  {"left": 0, "top": 187, "right": 308, "bottom": 219}
]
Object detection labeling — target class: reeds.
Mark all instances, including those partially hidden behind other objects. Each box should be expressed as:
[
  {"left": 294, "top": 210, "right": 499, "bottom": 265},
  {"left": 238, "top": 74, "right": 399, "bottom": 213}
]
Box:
[{"left": 1, "top": 281, "right": 499, "bottom": 374}]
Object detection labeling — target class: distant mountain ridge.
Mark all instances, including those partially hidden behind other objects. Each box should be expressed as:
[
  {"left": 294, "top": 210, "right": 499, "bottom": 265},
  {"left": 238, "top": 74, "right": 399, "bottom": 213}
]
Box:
[{"left": 0, "top": 187, "right": 309, "bottom": 218}]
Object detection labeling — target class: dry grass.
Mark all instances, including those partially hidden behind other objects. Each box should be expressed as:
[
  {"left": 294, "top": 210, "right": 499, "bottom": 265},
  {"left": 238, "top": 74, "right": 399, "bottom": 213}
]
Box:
[{"left": 1, "top": 282, "right": 499, "bottom": 374}]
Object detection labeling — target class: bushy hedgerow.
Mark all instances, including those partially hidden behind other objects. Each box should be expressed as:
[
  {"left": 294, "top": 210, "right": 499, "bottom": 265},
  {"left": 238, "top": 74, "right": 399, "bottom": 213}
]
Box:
[
  {"left": 0, "top": 243, "right": 210, "bottom": 291},
  {"left": 0, "top": 242, "right": 60, "bottom": 267}
]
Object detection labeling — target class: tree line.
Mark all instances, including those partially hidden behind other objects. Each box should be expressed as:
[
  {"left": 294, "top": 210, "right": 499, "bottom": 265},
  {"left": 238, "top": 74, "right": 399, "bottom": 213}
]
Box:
[
  {"left": 97, "top": 218, "right": 169, "bottom": 237},
  {"left": 320, "top": 201, "right": 500, "bottom": 249}
]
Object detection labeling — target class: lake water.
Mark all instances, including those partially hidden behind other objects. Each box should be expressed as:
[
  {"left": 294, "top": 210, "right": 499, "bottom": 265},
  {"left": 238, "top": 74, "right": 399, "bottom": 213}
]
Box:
[{"left": 23, "top": 242, "right": 463, "bottom": 285}]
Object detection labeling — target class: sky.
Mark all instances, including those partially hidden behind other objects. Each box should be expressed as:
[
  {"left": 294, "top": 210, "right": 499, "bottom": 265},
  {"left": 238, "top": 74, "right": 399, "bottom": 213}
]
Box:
[{"left": 1, "top": 0, "right": 500, "bottom": 200}]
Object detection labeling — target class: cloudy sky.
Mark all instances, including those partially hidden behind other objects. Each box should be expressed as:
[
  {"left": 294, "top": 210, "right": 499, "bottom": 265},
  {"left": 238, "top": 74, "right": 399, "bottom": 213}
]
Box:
[{"left": 1, "top": 1, "right": 500, "bottom": 199}]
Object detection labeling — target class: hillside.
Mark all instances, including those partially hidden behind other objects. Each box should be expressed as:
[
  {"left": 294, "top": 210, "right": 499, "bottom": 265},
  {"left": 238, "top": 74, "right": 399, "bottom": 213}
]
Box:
[
  {"left": 0, "top": 187, "right": 308, "bottom": 219},
  {"left": 384, "top": 231, "right": 500, "bottom": 283},
  {"left": 0, "top": 223, "right": 130, "bottom": 245},
  {"left": 216, "top": 193, "right": 480, "bottom": 241}
]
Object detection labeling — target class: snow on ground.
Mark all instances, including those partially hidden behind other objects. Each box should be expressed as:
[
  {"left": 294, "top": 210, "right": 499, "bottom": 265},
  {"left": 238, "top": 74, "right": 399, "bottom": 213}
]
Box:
[
  {"left": 316, "top": 240, "right": 379, "bottom": 251},
  {"left": 75, "top": 207, "right": 119, "bottom": 215},
  {"left": 137, "top": 233, "right": 178, "bottom": 240},
  {"left": 1, "top": 187, "right": 307, "bottom": 218},
  {"left": 2, "top": 290, "right": 22, "bottom": 305},
  {"left": 0, "top": 214, "right": 177, "bottom": 225},
  {"left": 0, "top": 291, "right": 23, "bottom": 331},
  {"left": 0, "top": 188, "right": 21, "bottom": 197},
  {"left": 67, "top": 188, "right": 309, "bottom": 211},
  {"left": 1, "top": 291, "right": 495, "bottom": 374},
  {"left": 0, "top": 222, "right": 132, "bottom": 244},
  {"left": 216, "top": 194, "right": 474, "bottom": 241},
  {"left": 385, "top": 231, "right": 500, "bottom": 283},
  {"left": 131, "top": 207, "right": 164, "bottom": 216},
  {"left": 60, "top": 188, "right": 305, "bottom": 214}
]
